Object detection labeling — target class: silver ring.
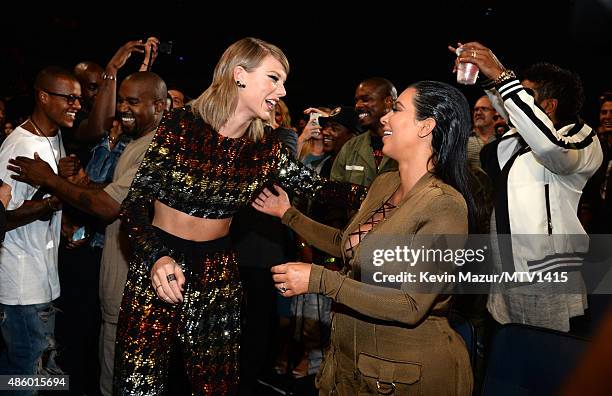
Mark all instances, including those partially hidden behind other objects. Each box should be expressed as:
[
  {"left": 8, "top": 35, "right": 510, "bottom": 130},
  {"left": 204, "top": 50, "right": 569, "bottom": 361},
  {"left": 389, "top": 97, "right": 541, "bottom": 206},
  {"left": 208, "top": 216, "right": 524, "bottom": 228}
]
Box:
[{"left": 279, "top": 284, "right": 287, "bottom": 294}]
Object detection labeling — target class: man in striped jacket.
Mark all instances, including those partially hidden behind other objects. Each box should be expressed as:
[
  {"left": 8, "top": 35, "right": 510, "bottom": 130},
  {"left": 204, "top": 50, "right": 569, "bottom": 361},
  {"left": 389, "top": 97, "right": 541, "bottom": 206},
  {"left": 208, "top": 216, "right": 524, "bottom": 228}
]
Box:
[{"left": 453, "top": 42, "right": 603, "bottom": 331}]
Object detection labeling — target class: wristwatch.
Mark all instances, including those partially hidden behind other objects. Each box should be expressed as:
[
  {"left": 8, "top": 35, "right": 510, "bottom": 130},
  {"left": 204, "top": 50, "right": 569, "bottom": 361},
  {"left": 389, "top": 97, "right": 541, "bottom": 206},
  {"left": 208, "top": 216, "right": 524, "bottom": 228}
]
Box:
[{"left": 492, "top": 69, "right": 517, "bottom": 86}]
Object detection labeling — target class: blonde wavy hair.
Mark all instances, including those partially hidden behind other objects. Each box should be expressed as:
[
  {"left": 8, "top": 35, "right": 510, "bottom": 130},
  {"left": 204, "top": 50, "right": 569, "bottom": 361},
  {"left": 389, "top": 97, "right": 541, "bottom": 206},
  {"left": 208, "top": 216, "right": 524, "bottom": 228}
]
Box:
[
  {"left": 191, "top": 37, "right": 289, "bottom": 141},
  {"left": 275, "top": 99, "right": 293, "bottom": 129}
]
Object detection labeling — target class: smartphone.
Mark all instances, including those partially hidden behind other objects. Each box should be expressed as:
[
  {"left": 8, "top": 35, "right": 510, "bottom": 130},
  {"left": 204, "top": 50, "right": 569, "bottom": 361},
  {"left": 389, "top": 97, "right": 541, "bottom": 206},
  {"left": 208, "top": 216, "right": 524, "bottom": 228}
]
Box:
[
  {"left": 159, "top": 40, "right": 173, "bottom": 55},
  {"left": 309, "top": 112, "right": 321, "bottom": 127},
  {"left": 309, "top": 112, "right": 321, "bottom": 137}
]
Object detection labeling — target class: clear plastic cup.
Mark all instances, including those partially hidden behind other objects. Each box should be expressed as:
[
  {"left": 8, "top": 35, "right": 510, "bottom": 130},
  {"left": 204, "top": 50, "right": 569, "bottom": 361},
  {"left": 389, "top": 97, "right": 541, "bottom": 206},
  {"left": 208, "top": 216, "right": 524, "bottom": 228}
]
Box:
[{"left": 456, "top": 48, "right": 479, "bottom": 85}]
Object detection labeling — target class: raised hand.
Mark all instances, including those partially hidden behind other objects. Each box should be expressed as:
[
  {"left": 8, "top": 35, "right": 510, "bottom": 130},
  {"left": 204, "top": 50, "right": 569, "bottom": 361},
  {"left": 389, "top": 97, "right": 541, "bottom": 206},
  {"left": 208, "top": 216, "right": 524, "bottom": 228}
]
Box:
[
  {"left": 106, "top": 40, "right": 147, "bottom": 75},
  {"left": 448, "top": 41, "right": 506, "bottom": 81},
  {"left": 140, "top": 37, "right": 160, "bottom": 71},
  {"left": 300, "top": 119, "right": 323, "bottom": 141}
]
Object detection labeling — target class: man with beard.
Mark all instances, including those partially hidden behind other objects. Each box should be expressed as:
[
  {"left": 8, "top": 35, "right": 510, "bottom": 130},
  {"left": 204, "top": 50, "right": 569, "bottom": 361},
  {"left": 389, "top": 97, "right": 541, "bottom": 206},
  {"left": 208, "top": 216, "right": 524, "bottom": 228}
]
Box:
[
  {"left": 331, "top": 77, "right": 398, "bottom": 187},
  {"left": 46, "top": 58, "right": 119, "bottom": 395},
  {"left": 453, "top": 43, "right": 602, "bottom": 332},
  {"left": 467, "top": 95, "right": 499, "bottom": 169},
  {"left": 0, "top": 66, "right": 80, "bottom": 378},
  {"left": 9, "top": 70, "right": 167, "bottom": 396}
]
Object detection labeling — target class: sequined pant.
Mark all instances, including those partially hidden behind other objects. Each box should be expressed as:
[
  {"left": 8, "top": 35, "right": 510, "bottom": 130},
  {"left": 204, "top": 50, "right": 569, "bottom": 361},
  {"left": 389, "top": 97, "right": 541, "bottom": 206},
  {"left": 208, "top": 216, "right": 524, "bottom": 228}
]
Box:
[{"left": 114, "top": 230, "right": 241, "bottom": 396}]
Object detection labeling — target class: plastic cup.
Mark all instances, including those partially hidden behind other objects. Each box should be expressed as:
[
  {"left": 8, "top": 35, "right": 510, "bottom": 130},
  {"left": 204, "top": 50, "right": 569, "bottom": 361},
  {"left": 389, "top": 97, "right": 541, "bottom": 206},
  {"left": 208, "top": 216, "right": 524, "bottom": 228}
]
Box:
[{"left": 456, "top": 48, "right": 479, "bottom": 85}]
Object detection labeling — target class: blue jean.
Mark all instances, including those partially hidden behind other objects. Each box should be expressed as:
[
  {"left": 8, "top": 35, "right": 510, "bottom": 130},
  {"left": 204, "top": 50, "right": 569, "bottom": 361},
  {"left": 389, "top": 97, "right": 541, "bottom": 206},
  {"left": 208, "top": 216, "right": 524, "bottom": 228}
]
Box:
[
  {"left": 292, "top": 293, "right": 332, "bottom": 375},
  {"left": 0, "top": 302, "right": 61, "bottom": 377}
]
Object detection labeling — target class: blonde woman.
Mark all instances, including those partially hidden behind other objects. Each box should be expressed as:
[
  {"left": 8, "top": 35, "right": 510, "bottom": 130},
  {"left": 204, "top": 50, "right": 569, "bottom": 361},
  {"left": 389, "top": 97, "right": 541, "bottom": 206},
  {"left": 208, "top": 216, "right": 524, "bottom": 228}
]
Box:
[
  {"left": 274, "top": 99, "right": 294, "bottom": 130},
  {"left": 115, "top": 37, "right": 364, "bottom": 395}
]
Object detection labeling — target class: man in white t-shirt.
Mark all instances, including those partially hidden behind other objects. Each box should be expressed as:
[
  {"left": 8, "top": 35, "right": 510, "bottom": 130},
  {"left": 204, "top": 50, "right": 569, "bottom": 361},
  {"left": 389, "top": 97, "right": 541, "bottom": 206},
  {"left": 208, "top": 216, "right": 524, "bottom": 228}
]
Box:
[
  {"left": 10, "top": 71, "right": 167, "bottom": 395},
  {"left": 0, "top": 66, "right": 81, "bottom": 377}
]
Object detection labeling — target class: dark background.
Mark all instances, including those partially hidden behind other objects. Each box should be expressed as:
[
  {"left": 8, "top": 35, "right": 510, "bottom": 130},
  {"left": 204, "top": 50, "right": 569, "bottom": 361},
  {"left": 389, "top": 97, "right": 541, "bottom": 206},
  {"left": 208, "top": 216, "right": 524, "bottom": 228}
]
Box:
[{"left": 1, "top": 0, "right": 611, "bottom": 126}]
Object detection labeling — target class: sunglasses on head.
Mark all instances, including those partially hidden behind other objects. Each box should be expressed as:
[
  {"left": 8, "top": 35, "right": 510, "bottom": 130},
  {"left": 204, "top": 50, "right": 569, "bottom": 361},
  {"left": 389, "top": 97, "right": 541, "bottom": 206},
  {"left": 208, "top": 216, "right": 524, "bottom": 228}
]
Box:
[{"left": 43, "top": 90, "right": 82, "bottom": 105}]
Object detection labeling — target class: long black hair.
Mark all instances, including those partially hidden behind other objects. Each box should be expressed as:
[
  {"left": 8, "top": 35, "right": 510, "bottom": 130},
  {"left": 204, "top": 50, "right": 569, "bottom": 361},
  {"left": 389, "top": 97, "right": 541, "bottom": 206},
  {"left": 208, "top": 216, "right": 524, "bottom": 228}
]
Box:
[{"left": 411, "top": 80, "right": 481, "bottom": 232}]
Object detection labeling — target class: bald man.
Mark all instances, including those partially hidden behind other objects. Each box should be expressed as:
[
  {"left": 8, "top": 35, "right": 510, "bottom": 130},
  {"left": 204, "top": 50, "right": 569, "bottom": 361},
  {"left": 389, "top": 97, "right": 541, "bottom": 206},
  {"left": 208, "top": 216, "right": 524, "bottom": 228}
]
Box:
[
  {"left": 467, "top": 95, "right": 499, "bottom": 169},
  {"left": 10, "top": 71, "right": 167, "bottom": 395},
  {"left": 0, "top": 66, "right": 81, "bottom": 376},
  {"left": 331, "top": 77, "right": 398, "bottom": 187}
]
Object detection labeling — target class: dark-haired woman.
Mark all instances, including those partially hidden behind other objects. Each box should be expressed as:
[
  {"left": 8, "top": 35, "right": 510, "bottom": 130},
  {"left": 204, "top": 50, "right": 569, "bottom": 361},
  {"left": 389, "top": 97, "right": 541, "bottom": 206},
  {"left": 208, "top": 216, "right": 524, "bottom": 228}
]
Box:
[{"left": 253, "top": 81, "right": 475, "bottom": 395}]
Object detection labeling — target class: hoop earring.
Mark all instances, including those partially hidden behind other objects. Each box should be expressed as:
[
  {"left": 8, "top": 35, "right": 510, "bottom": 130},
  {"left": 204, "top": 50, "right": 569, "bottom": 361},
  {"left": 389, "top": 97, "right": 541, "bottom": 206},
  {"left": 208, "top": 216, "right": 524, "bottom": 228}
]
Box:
[{"left": 236, "top": 81, "right": 246, "bottom": 88}]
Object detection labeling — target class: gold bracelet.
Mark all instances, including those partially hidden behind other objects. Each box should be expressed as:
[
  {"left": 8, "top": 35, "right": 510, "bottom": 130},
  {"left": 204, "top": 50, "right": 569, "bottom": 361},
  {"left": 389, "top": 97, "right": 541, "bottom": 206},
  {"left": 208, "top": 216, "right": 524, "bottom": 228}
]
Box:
[{"left": 492, "top": 69, "right": 517, "bottom": 86}]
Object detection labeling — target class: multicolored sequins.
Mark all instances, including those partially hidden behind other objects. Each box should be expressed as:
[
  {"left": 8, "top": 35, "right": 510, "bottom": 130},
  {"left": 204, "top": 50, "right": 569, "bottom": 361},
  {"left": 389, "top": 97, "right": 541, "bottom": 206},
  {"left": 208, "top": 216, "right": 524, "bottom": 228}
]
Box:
[{"left": 116, "top": 107, "right": 367, "bottom": 395}]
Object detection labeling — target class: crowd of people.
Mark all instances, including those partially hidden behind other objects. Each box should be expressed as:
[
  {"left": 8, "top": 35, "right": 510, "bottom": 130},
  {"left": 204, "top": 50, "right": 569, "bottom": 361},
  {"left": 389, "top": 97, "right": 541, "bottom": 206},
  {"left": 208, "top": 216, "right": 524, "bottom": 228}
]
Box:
[{"left": 0, "top": 35, "right": 609, "bottom": 396}]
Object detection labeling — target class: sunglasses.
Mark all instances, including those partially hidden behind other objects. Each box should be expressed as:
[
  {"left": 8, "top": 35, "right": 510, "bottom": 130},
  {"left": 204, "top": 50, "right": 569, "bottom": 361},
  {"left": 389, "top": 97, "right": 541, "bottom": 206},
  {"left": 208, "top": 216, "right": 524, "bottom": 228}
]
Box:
[{"left": 43, "top": 90, "right": 82, "bottom": 105}]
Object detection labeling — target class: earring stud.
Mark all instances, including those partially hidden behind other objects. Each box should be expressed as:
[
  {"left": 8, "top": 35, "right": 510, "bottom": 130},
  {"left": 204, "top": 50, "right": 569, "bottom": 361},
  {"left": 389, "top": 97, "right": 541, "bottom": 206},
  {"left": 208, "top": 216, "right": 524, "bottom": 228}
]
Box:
[{"left": 236, "top": 81, "right": 246, "bottom": 88}]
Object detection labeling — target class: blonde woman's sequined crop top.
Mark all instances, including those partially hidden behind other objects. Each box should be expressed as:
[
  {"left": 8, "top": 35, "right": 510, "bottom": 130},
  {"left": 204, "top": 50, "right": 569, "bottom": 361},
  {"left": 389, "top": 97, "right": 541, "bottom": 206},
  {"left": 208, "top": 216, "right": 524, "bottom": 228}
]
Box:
[{"left": 121, "top": 107, "right": 366, "bottom": 269}]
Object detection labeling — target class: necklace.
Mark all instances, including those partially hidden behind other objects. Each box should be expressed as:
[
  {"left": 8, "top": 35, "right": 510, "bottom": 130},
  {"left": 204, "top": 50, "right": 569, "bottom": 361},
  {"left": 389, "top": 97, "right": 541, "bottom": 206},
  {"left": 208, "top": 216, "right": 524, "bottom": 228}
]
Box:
[{"left": 29, "top": 118, "right": 62, "bottom": 167}]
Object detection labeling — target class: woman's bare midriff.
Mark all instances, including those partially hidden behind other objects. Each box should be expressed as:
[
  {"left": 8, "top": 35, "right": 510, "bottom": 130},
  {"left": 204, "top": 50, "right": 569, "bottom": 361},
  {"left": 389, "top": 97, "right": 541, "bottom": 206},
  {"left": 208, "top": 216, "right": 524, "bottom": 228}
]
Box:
[{"left": 151, "top": 200, "right": 232, "bottom": 241}]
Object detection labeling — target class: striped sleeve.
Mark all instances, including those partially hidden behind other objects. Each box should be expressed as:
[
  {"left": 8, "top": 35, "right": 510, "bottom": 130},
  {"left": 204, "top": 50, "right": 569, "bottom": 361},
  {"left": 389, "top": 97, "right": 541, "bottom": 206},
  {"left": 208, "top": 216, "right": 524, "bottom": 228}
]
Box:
[
  {"left": 485, "top": 88, "right": 509, "bottom": 124},
  {"left": 495, "top": 78, "right": 600, "bottom": 175}
]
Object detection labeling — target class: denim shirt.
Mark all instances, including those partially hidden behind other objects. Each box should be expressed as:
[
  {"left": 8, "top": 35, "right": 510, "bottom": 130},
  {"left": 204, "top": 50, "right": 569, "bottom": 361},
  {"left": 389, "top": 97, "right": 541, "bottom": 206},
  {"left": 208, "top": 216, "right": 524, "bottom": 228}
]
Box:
[{"left": 84, "top": 133, "right": 131, "bottom": 248}]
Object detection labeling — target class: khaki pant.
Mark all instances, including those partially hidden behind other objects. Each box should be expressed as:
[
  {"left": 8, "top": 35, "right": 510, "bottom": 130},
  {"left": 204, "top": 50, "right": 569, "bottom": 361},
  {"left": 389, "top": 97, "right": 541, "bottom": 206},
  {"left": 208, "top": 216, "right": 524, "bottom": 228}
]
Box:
[
  {"left": 99, "top": 320, "right": 117, "bottom": 396},
  {"left": 315, "top": 315, "right": 473, "bottom": 395}
]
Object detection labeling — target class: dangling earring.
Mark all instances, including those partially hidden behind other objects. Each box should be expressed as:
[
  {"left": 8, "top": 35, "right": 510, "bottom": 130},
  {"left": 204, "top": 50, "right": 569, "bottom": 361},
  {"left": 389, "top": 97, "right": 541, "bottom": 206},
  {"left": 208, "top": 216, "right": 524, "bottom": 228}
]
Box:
[{"left": 236, "top": 81, "right": 246, "bottom": 88}]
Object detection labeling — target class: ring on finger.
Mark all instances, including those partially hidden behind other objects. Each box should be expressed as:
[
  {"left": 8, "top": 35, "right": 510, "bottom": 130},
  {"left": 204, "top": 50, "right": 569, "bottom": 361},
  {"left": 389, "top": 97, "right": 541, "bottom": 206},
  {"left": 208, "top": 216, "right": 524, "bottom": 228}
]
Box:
[
  {"left": 167, "top": 273, "right": 177, "bottom": 282},
  {"left": 278, "top": 283, "right": 288, "bottom": 294},
  {"left": 472, "top": 50, "right": 477, "bottom": 58}
]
